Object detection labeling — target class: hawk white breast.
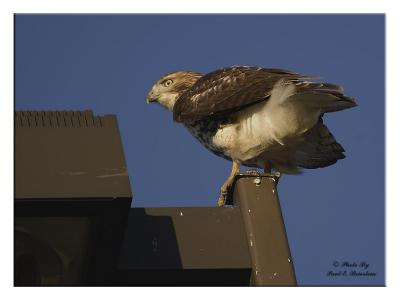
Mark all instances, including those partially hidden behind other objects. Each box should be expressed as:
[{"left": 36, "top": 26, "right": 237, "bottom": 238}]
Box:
[{"left": 146, "top": 66, "right": 357, "bottom": 206}]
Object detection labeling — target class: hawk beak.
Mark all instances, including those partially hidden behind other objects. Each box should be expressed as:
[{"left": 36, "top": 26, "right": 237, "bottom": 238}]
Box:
[{"left": 146, "top": 91, "right": 157, "bottom": 104}]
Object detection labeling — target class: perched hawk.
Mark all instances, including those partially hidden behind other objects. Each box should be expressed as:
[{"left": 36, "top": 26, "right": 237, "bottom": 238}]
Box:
[{"left": 146, "top": 66, "right": 357, "bottom": 206}]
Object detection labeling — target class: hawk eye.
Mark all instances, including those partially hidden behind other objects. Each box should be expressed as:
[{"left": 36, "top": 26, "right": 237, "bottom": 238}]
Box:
[{"left": 163, "top": 79, "right": 173, "bottom": 87}]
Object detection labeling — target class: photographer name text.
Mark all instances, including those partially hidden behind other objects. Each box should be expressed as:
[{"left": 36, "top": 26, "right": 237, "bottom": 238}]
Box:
[{"left": 327, "top": 261, "right": 376, "bottom": 277}]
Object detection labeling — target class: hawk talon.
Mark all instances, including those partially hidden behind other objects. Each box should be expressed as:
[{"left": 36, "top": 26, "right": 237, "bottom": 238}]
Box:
[
  {"left": 217, "top": 160, "right": 240, "bottom": 207},
  {"left": 217, "top": 193, "right": 227, "bottom": 207},
  {"left": 218, "top": 190, "right": 228, "bottom": 206},
  {"left": 246, "top": 169, "right": 262, "bottom": 176}
]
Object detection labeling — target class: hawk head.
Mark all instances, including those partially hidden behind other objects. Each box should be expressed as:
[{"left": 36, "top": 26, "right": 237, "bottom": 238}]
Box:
[{"left": 146, "top": 71, "right": 202, "bottom": 111}]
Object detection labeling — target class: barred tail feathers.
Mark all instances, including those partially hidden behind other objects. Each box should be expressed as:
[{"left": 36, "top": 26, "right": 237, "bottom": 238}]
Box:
[{"left": 295, "top": 120, "right": 346, "bottom": 169}]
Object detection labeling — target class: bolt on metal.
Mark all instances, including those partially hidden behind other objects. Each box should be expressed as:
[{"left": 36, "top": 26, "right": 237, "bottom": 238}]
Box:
[{"left": 253, "top": 177, "right": 262, "bottom": 186}]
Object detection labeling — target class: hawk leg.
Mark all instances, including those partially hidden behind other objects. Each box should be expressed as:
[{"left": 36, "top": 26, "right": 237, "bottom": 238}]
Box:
[{"left": 217, "top": 160, "right": 241, "bottom": 207}]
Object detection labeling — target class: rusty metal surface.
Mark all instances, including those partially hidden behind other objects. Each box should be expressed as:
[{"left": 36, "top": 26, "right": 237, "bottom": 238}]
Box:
[
  {"left": 15, "top": 110, "right": 131, "bottom": 199},
  {"left": 233, "top": 174, "right": 297, "bottom": 286}
]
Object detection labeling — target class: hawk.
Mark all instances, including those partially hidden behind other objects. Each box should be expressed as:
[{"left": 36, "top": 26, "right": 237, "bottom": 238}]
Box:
[{"left": 146, "top": 66, "right": 357, "bottom": 206}]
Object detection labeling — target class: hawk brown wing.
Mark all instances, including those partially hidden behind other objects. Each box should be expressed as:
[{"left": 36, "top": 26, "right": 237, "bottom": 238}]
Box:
[{"left": 173, "top": 66, "right": 311, "bottom": 122}]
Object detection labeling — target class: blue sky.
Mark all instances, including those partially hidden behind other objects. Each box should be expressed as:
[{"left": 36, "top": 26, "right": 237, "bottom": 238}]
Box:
[{"left": 15, "top": 14, "right": 384, "bottom": 286}]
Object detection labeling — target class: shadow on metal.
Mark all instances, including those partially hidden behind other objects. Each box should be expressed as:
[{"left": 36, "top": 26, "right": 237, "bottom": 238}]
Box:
[{"left": 115, "top": 206, "right": 252, "bottom": 286}]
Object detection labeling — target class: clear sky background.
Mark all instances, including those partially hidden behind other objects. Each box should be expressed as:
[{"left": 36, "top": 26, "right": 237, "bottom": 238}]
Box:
[{"left": 15, "top": 14, "right": 384, "bottom": 286}]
